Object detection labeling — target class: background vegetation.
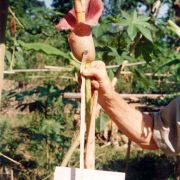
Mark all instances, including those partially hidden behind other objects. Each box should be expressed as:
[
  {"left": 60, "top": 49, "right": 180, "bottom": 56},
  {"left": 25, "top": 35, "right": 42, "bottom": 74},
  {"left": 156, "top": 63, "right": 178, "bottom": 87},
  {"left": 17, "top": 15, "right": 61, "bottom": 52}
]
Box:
[{"left": 0, "top": 0, "right": 179, "bottom": 179}]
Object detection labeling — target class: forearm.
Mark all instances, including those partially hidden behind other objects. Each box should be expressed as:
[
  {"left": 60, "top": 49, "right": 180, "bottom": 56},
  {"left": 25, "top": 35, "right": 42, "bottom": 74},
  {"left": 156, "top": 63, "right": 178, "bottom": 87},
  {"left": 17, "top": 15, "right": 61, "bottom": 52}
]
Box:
[{"left": 99, "top": 90, "right": 158, "bottom": 150}]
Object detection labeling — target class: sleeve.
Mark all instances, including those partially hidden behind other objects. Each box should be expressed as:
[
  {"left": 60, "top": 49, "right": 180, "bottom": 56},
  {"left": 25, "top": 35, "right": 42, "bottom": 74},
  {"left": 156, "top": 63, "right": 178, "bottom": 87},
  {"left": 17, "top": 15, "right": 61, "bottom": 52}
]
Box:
[{"left": 152, "top": 96, "right": 180, "bottom": 156}]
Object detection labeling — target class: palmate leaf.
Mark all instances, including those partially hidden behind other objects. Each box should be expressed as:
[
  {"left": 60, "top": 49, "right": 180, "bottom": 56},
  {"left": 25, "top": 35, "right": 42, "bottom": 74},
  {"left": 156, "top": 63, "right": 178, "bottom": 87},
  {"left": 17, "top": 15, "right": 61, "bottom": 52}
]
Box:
[
  {"left": 18, "top": 40, "right": 70, "bottom": 59},
  {"left": 134, "top": 40, "right": 155, "bottom": 62},
  {"left": 121, "top": 10, "right": 131, "bottom": 21},
  {"left": 138, "top": 16, "right": 150, "bottom": 22},
  {"left": 120, "top": 10, "right": 153, "bottom": 41},
  {"left": 127, "top": 25, "right": 138, "bottom": 40},
  {"left": 132, "top": 10, "right": 137, "bottom": 23},
  {"left": 135, "top": 21, "right": 151, "bottom": 28},
  {"left": 136, "top": 25, "right": 153, "bottom": 42}
]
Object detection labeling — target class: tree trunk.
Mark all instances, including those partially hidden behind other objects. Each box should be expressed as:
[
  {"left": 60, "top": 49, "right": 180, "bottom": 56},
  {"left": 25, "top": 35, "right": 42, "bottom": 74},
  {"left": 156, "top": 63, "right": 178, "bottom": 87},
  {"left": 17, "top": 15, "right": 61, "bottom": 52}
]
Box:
[
  {"left": 173, "top": 0, "right": 180, "bottom": 26},
  {"left": 0, "top": 44, "right": 5, "bottom": 107},
  {"left": 176, "top": 156, "right": 180, "bottom": 180}
]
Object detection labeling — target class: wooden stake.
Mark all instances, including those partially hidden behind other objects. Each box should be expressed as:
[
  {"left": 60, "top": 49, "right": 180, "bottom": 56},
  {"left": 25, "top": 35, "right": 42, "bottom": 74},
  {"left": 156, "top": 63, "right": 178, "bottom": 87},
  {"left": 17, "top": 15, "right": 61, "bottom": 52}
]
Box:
[
  {"left": 80, "top": 51, "right": 88, "bottom": 170},
  {"left": 73, "top": 0, "right": 96, "bottom": 169},
  {"left": 85, "top": 90, "right": 98, "bottom": 169}
]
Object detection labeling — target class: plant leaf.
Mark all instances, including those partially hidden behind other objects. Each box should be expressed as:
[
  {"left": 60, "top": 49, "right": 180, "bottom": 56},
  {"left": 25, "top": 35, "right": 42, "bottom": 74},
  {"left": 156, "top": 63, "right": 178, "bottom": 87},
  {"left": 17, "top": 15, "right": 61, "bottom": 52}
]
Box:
[
  {"left": 18, "top": 40, "right": 70, "bottom": 59},
  {"left": 136, "top": 25, "right": 153, "bottom": 41},
  {"left": 156, "top": 59, "right": 180, "bottom": 72},
  {"left": 138, "top": 16, "right": 150, "bottom": 22},
  {"left": 121, "top": 10, "right": 131, "bottom": 21},
  {"left": 96, "top": 112, "right": 109, "bottom": 132},
  {"left": 127, "top": 25, "right": 138, "bottom": 40}
]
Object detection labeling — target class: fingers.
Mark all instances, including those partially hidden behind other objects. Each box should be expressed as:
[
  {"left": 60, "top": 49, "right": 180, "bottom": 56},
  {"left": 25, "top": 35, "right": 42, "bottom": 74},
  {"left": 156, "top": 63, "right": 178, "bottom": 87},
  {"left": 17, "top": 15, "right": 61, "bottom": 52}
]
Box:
[
  {"left": 91, "top": 80, "right": 99, "bottom": 89},
  {"left": 81, "top": 60, "right": 107, "bottom": 81}
]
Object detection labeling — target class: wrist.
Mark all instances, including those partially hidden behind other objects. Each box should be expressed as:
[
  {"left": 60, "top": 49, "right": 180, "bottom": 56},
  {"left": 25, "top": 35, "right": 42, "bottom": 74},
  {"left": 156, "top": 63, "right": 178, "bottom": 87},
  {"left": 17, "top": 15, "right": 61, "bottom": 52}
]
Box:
[{"left": 98, "top": 82, "right": 116, "bottom": 106}]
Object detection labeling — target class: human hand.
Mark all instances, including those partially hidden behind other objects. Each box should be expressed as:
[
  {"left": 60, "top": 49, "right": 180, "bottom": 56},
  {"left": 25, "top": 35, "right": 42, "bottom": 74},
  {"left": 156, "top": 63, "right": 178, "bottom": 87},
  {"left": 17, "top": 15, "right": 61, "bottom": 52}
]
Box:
[{"left": 81, "top": 61, "right": 114, "bottom": 104}]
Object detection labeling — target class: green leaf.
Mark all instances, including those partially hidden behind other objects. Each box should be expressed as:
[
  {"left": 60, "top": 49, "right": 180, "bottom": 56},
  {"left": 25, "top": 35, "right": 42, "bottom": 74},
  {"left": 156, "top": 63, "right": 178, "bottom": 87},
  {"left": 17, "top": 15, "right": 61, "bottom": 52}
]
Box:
[
  {"left": 120, "top": 19, "right": 129, "bottom": 26},
  {"left": 96, "top": 112, "right": 109, "bottom": 132},
  {"left": 127, "top": 25, "right": 138, "bottom": 40},
  {"left": 132, "top": 11, "right": 138, "bottom": 23},
  {"left": 136, "top": 25, "right": 153, "bottom": 41},
  {"left": 15, "top": 51, "right": 24, "bottom": 62},
  {"left": 5, "top": 50, "right": 11, "bottom": 64},
  {"left": 156, "top": 59, "right": 180, "bottom": 72},
  {"left": 121, "top": 10, "right": 131, "bottom": 21},
  {"left": 93, "top": 26, "right": 104, "bottom": 38},
  {"left": 138, "top": 16, "right": 150, "bottom": 22},
  {"left": 135, "top": 21, "right": 151, "bottom": 28},
  {"left": 133, "top": 69, "right": 150, "bottom": 88},
  {"left": 18, "top": 40, "right": 70, "bottom": 59}
]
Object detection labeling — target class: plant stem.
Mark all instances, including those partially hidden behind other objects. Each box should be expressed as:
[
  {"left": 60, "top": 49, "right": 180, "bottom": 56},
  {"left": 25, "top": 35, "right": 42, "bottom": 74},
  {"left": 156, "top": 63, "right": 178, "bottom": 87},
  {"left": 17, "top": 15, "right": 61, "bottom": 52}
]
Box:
[
  {"left": 85, "top": 62, "right": 92, "bottom": 130},
  {"left": 73, "top": 0, "right": 85, "bottom": 23},
  {"left": 9, "top": 36, "right": 16, "bottom": 70}
]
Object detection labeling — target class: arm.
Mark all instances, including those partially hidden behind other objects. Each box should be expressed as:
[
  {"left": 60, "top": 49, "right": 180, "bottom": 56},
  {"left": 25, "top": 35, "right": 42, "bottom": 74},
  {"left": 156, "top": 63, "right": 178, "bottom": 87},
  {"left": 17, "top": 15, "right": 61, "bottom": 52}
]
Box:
[{"left": 82, "top": 61, "right": 158, "bottom": 150}]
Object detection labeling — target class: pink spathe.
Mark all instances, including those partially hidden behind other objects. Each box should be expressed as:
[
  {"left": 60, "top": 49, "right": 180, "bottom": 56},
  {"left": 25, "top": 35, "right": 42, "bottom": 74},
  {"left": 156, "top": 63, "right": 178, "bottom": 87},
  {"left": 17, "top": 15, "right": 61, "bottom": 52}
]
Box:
[{"left": 56, "top": 0, "right": 104, "bottom": 30}]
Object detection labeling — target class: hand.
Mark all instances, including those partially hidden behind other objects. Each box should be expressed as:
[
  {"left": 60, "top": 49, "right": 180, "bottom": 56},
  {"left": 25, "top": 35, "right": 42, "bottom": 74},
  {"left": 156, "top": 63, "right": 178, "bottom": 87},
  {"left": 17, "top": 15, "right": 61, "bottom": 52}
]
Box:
[{"left": 81, "top": 60, "right": 114, "bottom": 104}]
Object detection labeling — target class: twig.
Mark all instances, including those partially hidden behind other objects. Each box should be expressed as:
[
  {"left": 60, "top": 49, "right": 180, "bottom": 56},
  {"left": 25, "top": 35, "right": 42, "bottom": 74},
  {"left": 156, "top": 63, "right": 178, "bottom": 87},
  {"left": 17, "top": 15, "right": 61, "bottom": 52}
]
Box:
[
  {"left": 27, "top": 76, "right": 74, "bottom": 80},
  {"left": 4, "top": 68, "right": 173, "bottom": 78},
  {"left": 61, "top": 133, "right": 80, "bottom": 167},
  {"left": 9, "top": 36, "right": 16, "bottom": 70},
  {"left": 106, "top": 61, "right": 146, "bottom": 69},
  {"left": 44, "top": 66, "right": 72, "bottom": 71},
  {"left": 62, "top": 93, "right": 168, "bottom": 99},
  {"left": 8, "top": 7, "right": 24, "bottom": 29},
  {"left": 0, "top": 152, "right": 22, "bottom": 166},
  {"left": 4, "top": 68, "right": 72, "bottom": 74},
  {"left": 120, "top": 71, "right": 172, "bottom": 77},
  {"left": 129, "top": 33, "right": 142, "bottom": 55},
  {"left": 152, "top": 0, "right": 162, "bottom": 17},
  {"left": 112, "top": 60, "right": 128, "bottom": 87}
]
